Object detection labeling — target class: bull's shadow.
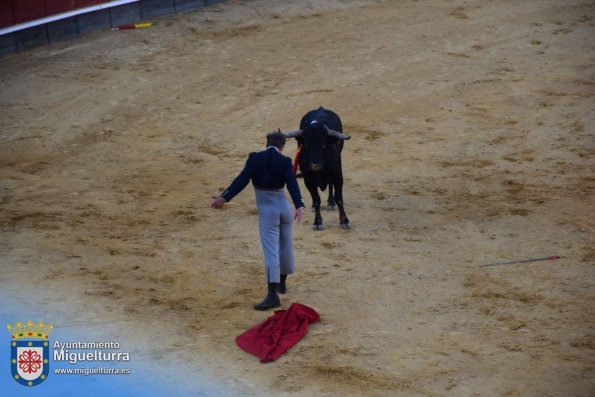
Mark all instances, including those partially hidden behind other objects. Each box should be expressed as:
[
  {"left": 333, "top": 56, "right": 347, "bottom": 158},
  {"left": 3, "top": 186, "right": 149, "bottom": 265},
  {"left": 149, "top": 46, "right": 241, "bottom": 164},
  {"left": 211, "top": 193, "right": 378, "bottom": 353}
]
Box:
[{"left": 284, "top": 107, "right": 351, "bottom": 230}]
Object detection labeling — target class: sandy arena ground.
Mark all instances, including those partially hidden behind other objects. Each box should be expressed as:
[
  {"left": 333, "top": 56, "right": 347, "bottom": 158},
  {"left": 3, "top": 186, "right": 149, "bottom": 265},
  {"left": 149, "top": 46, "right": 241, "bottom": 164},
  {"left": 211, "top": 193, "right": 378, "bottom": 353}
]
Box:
[{"left": 1, "top": 0, "right": 594, "bottom": 395}]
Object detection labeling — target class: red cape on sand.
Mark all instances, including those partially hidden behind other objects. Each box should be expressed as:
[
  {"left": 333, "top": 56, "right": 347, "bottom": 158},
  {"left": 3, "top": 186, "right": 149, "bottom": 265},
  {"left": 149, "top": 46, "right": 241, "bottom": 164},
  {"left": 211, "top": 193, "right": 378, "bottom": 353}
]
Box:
[{"left": 236, "top": 302, "right": 320, "bottom": 363}]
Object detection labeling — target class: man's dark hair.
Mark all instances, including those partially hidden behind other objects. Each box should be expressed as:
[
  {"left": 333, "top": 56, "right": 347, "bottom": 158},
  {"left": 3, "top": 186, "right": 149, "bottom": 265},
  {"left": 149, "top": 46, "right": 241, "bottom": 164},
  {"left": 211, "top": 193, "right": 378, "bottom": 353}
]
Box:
[{"left": 266, "top": 130, "right": 286, "bottom": 149}]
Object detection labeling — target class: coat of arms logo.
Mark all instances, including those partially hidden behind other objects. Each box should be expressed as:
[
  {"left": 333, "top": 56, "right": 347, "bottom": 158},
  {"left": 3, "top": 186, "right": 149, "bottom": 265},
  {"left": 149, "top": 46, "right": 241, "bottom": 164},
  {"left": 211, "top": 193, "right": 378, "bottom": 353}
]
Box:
[{"left": 7, "top": 320, "right": 53, "bottom": 387}]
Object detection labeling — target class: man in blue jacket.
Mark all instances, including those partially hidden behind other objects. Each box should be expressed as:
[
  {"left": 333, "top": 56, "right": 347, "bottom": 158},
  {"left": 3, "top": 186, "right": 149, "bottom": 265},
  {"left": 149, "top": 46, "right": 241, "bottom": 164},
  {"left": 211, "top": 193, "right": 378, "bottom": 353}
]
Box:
[{"left": 212, "top": 131, "right": 305, "bottom": 310}]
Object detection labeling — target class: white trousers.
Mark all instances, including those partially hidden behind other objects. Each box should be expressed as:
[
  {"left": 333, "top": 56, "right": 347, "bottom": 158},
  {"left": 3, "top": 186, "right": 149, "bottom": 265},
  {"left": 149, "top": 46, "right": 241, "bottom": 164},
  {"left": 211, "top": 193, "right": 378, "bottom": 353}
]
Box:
[{"left": 254, "top": 188, "right": 295, "bottom": 283}]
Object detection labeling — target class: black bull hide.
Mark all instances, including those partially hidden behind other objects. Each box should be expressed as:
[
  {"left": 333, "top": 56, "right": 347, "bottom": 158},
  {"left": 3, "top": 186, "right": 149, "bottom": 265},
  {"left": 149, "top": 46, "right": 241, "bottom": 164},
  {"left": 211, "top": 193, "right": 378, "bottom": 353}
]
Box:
[{"left": 293, "top": 107, "right": 350, "bottom": 230}]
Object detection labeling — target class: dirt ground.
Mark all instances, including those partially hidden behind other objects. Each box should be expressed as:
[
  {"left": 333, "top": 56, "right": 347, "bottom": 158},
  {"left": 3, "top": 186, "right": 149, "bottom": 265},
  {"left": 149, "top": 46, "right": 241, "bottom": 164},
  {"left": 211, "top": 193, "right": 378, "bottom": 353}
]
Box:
[{"left": 1, "top": 0, "right": 594, "bottom": 395}]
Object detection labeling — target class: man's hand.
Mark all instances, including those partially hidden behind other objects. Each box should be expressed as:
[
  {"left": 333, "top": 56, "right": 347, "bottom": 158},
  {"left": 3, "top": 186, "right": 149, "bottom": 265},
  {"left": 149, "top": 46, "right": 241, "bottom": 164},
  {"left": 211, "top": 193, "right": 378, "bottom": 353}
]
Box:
[
  {"left": 294, "top": 206, "right": 304, "bottom": 223},
  {"left": 211, "top": 196, "right": 226, "bottom": 209}
]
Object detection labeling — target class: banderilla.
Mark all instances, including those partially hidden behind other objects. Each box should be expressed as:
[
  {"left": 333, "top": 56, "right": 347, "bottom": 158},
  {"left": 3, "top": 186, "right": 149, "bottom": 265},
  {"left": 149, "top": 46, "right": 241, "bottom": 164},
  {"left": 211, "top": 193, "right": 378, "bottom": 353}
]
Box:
[{"left": 480, "top": 255, "right": 563, "bottom": 268}]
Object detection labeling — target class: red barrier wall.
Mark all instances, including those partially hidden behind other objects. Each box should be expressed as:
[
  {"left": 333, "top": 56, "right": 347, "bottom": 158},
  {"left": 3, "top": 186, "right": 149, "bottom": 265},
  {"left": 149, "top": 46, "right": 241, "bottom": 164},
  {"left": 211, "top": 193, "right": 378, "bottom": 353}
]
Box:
[
  {"left": 13, "top": 0, "right": 46, "bottom": 23},
  {"left": 46, "top": 0, "right": 76, "bottom": 15},
  {"left": 76, "top": 0, "right": 108, "bottom": 6},
  {"left": 1, "top": 0, "right": 116, "bottom": 28},
  {"left": 0, "top": 2, "right": 14, "bottom": 28}
]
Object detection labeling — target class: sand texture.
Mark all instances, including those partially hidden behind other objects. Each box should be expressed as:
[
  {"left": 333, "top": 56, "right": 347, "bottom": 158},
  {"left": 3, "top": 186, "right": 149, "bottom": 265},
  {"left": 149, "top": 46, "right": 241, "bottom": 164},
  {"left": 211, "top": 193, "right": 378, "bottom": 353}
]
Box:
[{"left": 1, "top": 0, "right": 594, "bottom": 396}]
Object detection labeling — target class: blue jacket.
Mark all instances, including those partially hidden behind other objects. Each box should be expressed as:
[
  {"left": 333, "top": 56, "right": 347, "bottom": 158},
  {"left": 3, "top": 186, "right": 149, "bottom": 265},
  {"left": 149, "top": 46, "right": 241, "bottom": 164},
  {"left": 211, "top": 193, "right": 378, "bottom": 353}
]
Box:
[{"left": 221, "top": 147, "right": 304, "bottom": 209}]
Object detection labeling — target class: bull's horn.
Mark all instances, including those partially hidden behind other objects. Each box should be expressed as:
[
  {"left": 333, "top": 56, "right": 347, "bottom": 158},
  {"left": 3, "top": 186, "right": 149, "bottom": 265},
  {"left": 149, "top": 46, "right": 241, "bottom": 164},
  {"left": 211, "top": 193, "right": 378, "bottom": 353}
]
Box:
[
  {"left": 326, "top": 126, "right": 351, "bottom": 140},
  {"left": 283, "top": 130, "right": 303, "bottom": 138}
]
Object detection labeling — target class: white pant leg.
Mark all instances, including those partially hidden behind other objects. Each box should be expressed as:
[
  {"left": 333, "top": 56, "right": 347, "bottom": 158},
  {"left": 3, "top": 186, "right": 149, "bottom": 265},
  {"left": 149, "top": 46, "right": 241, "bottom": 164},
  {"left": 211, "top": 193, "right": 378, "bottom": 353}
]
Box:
[
  {"left": 279, "top": 198, "right": 295, "bottom": 276},
  {"left": 255, "top": 189, "right": 281, "bottom": 283}
]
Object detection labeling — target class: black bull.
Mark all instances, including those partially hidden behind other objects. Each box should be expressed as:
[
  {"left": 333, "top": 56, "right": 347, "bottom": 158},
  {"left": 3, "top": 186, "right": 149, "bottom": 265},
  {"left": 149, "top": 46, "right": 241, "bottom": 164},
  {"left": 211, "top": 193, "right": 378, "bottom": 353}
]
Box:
[{"left": 284, "top": 107, "right": 351, "bottom": 230}]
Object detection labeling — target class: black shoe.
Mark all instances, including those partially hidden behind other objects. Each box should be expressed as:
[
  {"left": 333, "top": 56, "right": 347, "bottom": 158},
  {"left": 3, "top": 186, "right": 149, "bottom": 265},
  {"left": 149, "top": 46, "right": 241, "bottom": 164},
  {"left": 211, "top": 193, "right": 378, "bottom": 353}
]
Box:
[
  {"left": 277, "top": 274, "right": 287, "bottom": 294},
  {"left": 254, "top": 283, "right": 281, "bottom": 310}
]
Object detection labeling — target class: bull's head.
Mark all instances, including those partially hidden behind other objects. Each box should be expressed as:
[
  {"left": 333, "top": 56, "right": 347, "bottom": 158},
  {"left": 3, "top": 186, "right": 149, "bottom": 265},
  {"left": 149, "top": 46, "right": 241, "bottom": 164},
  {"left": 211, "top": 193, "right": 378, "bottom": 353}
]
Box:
[{"left": 284, "top": 123, "right": 350, "bottom": 173}]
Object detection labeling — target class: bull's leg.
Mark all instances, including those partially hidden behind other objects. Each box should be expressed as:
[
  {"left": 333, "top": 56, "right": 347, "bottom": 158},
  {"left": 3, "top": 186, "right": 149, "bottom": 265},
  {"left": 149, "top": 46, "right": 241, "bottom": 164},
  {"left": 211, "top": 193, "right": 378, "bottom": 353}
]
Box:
[
  {"left": 327, "top": 184, "right": 335, "bottom": 210},
  {"left": 304, "top": 178, "right": 323, "bottom": 230},
  {"left": 332, "top": 175, "right": 350, "bottom": 229}
]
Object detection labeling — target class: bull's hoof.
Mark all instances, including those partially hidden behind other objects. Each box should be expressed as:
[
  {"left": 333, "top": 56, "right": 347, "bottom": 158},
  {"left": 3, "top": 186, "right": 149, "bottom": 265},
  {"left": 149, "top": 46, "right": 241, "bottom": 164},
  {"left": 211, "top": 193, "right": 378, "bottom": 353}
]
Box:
[
  {"left": 313, "top": 223, "right": 324, "bottom": 231},
  {"left": 340, "top": 215, "right": 350, "bottom": 229},
  {"left": 327, "top": 204, "right": 335, "bottom": 211}
]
